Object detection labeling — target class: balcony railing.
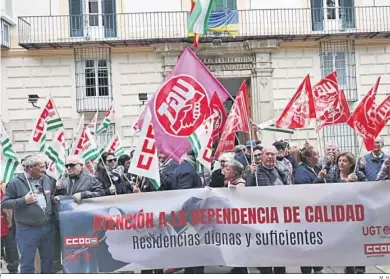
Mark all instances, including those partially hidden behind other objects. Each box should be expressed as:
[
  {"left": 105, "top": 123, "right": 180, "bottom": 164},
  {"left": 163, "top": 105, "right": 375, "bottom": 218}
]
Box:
[
  {"left": 18, "top": 6, "right": 390, "bottom": 48},
  {"left": 1, "top": 19, "right": 11, "bottom": 48}
]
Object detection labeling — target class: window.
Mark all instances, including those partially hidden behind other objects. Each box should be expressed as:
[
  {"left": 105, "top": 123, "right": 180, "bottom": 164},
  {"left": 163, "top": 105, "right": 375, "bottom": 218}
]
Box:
[
  {"left": 75, "top": 47, "right": 113, "bottom": 112},
  {"left": 319, "top": 40, "right": 357, "bottom": 101},
  {"left": 85, "top": 60, "right": 110, "bottom": 97},
  {"left": 310, "top": 0, "right": 355, "bottom": 31},
  {"left": 1, "top": 20, "right": 10, "bottom": 48},
  {"left": 212, "top": 0, "right": 237, "bottom": 12},
  {"left": 88, "top": 0, "right": 99, "bottom": 27},
  {"left": 319, "top": 40, "right": 358, "bottom": 154}
]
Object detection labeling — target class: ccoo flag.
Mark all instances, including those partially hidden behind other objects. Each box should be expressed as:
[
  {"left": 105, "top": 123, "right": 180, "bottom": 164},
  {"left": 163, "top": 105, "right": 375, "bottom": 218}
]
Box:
[{"left": 0, "top": 122, "right": 20, "bottom": 183}]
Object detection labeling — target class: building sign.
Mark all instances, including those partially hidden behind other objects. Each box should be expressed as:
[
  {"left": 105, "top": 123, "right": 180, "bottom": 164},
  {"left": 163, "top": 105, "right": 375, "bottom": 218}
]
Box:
[{"left": 199, "top": 55, "right": 255, "bottom": 71}]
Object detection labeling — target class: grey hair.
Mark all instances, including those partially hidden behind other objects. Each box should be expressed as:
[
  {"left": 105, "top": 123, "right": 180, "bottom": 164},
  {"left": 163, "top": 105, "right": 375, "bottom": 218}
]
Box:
[
  {"left": 225, "top": 160, "right": 244, "bottom": 177},
  {"left": 23, "top": 155, "right": 43, "bottom": 167},
  {"left": 219, "top": 152, "right": 235, "bottom": 162}
]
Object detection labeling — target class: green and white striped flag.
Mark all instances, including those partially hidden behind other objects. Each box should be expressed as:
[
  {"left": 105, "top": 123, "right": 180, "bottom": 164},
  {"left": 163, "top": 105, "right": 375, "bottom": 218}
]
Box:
[
  {"left": 1, "top": 122, "right": 20, "bottom": 183},
  {"left": 45, "top": 129, "right": 66, "bottom": 180},
  {"left": 189, "top": 115, "right": 214, "bottom": 170},
  {"left": 30, "top": 97, "right": 64, "bottom": 152},
  {"left": 71, "top": 128, "right": 100, "bottom": 163},
  {"left": 188, "top": 0, "right": 215, "bottom": 35},
  {"left": 105, "top": 134, "right": 125, "bottom": 158},
  {"left": 96, "top": 103, "right": 114, "bottom": 135}
]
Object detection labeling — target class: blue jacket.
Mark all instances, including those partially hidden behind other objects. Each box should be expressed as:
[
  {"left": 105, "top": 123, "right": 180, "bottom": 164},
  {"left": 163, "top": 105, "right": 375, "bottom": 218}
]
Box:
[
  {"left": 171, "top": 160, "right": 201, "bottom": 190},
  {"left": 294, "top": 164, "right": 325, "bottom": 184},
  {"left": 236, "top": 154, "right": 251, "bottom": 168},
  {"left": 360, "top": 152, "right": 388, "bottom": 181}
]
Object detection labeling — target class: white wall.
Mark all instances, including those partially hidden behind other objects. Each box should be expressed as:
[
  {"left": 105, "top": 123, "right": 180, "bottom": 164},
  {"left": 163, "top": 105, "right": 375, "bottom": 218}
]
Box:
[
  {"left": 124, "top": 0, "right": 182, "bottom": 13},
  {"left": 250, "top": 0, "right": 304, "bottom": 10}
]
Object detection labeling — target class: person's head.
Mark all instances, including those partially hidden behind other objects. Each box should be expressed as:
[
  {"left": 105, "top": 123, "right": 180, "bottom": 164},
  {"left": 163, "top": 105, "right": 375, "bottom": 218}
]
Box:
[
  {"left": 65, "top": 155, "right": 84, "bottom": 177},
  {"left": 273, "top": 141, "right": 287, "bottom": 158},
  {"left": 245, "top": 140, "right": 257, "bottom": 155},
  {"left": 261, "top": 146, "right": 277, "bottom": 168},
  {"left": 373, "top": 137, "right": 384, "bottom": 153},
  {"left": 219, "top": 152, "right": 235, "bottom": 170},
  {"left": 325, "top": 141, "right": 339, "bottom": 158},
  {"left": 337, "top": 152, "right": 356, "bottom": 174},
  {"left": 253, "top": 146, "right": 262, "bottom": 164},
  {"left": 118, "top": 154, "right": 131, "bottom": 172},
  {"left": 224, "top": 160, "right": 244, "bottom": 181},
  {"left": 300, "top": 145, "right": 320, "bottom": 167},
  {"left": 24, "top": 155, "right": 45, "bottom": 179},
  {"left": 234, "top": 145, "right": 245, "bottom": 157},
  {"left": 187, "top": 147, "right": 195, "bottom": 157},
  {"left": 102, "top": 152, "right": 117, "bottom": 169}
]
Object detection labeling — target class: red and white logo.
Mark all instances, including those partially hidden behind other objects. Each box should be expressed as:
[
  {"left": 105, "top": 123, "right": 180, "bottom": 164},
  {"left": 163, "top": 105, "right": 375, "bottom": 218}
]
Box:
[
  {"left": 364, "top": 243, "right": 390, "bottom": 255},
  {"left": 154, "top": 75, "right": 210, "bottom": 137},
  {"left": 64, "top": 236, "right": 99, "bottom": 247}
]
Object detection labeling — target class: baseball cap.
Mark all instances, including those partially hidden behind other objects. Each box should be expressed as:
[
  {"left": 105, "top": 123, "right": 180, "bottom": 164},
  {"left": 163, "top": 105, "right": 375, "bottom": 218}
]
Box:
[
  {"left": 245, "top": 140, "right": 257, "bottom": 148},
  {"left": 234, "top": 145, "right": 245, "bottom": 153}
]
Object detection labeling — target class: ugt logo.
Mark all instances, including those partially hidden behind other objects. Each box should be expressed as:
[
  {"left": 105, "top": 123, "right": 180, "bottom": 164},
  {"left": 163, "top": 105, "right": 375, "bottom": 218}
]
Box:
[{"left": 155, "top": 75, "right": 210, "bottom": 137}]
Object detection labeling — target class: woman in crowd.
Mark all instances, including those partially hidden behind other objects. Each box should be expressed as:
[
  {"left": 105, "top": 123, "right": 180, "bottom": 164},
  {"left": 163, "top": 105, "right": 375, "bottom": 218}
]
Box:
[
  {"left": 224, "top": 160, "right": 246, "bottom": 188},
  {"left": 326, "top": 152, "right": 367, "bottom": 274},
  {"left": 210, "top": 152, "right": 235, "bottom": 188}
]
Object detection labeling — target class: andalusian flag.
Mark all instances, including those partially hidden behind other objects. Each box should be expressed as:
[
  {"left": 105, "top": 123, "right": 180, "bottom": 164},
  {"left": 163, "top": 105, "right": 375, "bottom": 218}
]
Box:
[
  {"left": 45, "top": 129, "right": 66, "bottom": 180},
  {"left": 96, "top": 103, "right": 114, "bottom": 135},
  {"left": 0, "top": 122, "right": 20, "bottom": 183},
  {"left": 188, "top": 0, "right": 215, "bottom": 48},
  {"left": 189, "top": 115, "right": 214, "bottom": 170},
  {"left": 106, "top": 134, "right": 125, "bottom": 158}
]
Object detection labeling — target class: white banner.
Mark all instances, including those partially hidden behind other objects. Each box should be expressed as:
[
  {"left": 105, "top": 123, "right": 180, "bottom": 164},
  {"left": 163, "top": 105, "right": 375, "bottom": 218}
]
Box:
[{"left": 59, "top": 181, "right": 390, "bottom": 273}]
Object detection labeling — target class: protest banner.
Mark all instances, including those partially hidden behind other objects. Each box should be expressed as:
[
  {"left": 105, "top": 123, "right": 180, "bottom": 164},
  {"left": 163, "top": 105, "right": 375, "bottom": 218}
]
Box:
[{"left": 58, "top": 181, "right": 390, "bottom": 273}]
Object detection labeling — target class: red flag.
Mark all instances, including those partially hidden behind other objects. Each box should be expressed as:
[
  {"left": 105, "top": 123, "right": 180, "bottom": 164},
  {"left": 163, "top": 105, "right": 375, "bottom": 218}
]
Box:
[
  {"left": 214, "top": 81, "right": 250, "bottom": 158},
  {"left": 275, "top": 75, "right": 315, "bottom": 129},
  {"left": 148, "top": 47, "right": 231, "bottom": 161},
  {"left": 347, "top": 77, "right": 381, "bottom": 151},
  {"left": 210, "top": 92, "right": 227, "bottom": 142},
  {"left": 312, "top": 72, "right": 351, "bottom": 131},
  {"left": 373, "top": 96, "right": 390, "bottom": 138}
]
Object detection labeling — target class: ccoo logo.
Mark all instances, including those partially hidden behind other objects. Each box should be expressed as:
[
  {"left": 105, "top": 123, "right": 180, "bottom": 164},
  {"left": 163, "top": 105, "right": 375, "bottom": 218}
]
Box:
[{"left": 154, "top": 75, "right": 210, "bottom": 137}]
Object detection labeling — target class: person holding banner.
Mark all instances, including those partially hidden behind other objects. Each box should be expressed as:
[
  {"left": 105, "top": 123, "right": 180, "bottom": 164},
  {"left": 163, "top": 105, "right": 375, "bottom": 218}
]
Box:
[
  {"left": 245, "top": 146, "right": 287, "bottom": 274},
  {"left": 2, "top": 155, "right": 56, "bottom": 274},
  {"left": 325, "top": 151, "right": 367, "bottom": 274},
  {"left": 54, "top": 156, "right": 104, "bottom": 203},
  {"left": 294, "top": 146, "right": 326, "bottom": 274},
  {"left": 273, "top": 141, "right": 293, "bottom": 185},
  {"left": 210, "top": 153, "right": 235, "bottom": 188}
]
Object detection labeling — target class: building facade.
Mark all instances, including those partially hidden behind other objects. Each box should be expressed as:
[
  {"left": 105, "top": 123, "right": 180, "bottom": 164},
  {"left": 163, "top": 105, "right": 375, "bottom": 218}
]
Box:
[{"left": 1, "top": 0, "right": 390, "bottom": 157}]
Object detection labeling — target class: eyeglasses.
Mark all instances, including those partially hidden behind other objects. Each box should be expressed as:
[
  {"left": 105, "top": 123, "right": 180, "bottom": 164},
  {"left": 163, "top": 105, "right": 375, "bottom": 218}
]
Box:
[
  {"left": 65, "top": 163, "right": 78, "bottom": 169},
  {"left": 254, "top": 154, "right": 262, "bottom": 158},
  {"left": 107, "top": 158, "right": 117, "bottom": 163}
]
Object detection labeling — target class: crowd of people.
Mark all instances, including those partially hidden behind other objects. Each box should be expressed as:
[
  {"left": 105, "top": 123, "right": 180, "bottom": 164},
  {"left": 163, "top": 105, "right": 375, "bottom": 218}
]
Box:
[{"left": 1, "top": 136, "right": 388, "bottom": 274}]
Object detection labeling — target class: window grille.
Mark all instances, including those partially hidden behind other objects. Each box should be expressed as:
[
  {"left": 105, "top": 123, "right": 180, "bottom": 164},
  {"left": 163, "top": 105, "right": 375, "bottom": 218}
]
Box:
[
  {"left": 319, "top": 40, "right": 358, "bottom": 154},
  {"left": 74, "top": 47, "right": 113, "bottom": 112},
  {"left": 86, "top": 123, "right": 115, "bottom": 147}
]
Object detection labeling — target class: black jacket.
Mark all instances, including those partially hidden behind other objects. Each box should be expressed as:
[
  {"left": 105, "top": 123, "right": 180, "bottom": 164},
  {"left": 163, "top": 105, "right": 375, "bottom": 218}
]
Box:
[
  {"left": 246, "top": 165, "right": 288, "bottom": 186},
  {"left": 171, "top": 160, "right": 201, "bottom": 190},
  {"left": 210, "top": 169, "right": 225, "bottom": 188}
]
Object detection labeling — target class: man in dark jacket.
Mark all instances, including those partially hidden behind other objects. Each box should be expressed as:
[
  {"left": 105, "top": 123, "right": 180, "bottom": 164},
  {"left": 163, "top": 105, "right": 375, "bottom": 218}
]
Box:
[
  {"left": 246, "top": 146, "right": 287, "bottom": 274},
  {"left": 2, "top": 155, "right": 56, "bottom": 274},
  {"left": 172, "top": 149, "right": 202, "bottom": 191},
  {"left": 54, "top": 155, "right": 104, "bottom": 203},
  {"left": 171, "top": 148, "right": 203, "bottom": 274},
  {"left": 236, "top": 140, "right": 256, "bottom": 167}
]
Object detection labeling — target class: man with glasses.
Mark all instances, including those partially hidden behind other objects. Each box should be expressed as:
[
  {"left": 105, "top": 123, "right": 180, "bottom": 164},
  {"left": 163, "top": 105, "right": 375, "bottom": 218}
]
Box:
[{"left": 54, "top": 155, "right": 104, "bottom": 203}]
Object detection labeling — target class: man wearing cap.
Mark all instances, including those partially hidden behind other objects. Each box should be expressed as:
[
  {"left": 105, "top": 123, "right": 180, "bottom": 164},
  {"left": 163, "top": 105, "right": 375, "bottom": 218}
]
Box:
[
  {"left": 273, "top": 141, "right": 293, "bottom": 185},
  {"left": 358, "top": 137, "right": 388, "bottom": 181},
  {"left": 234, "top": 145, "right": 245, "bottom": 159},
  {"left": 236, "top": 140, "right": 256, "bottom": 168}
]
